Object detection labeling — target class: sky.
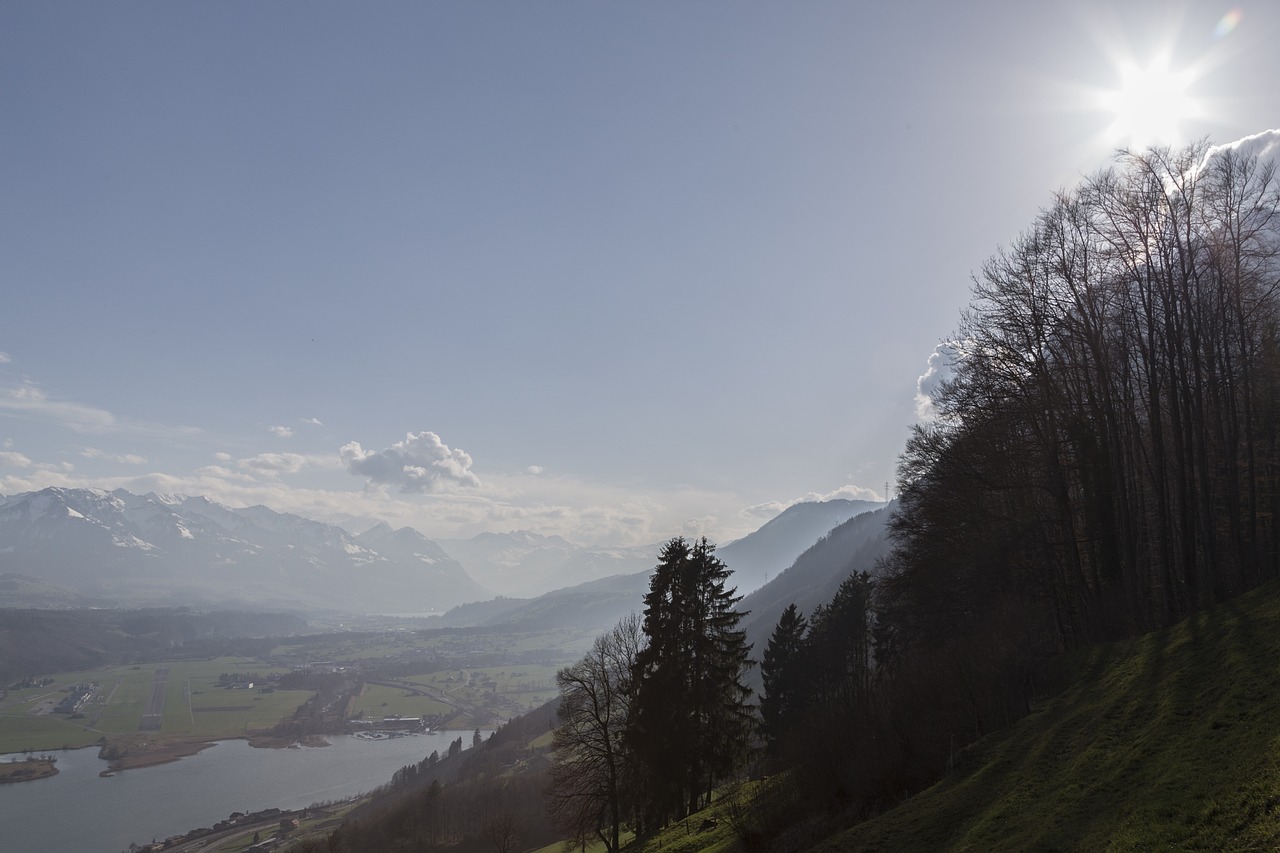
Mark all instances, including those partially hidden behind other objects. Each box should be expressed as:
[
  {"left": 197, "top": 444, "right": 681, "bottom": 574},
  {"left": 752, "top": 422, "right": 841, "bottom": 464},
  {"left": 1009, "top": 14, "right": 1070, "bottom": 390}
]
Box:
[{"left": 1, "top": 1, "right": 1277, "bottom": 548}]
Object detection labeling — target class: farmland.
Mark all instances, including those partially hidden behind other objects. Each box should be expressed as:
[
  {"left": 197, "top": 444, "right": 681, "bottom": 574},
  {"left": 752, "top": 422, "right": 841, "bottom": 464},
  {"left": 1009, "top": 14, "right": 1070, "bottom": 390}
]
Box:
[{"left": 0, "top": 622, "right": 594, "bottom": 760}]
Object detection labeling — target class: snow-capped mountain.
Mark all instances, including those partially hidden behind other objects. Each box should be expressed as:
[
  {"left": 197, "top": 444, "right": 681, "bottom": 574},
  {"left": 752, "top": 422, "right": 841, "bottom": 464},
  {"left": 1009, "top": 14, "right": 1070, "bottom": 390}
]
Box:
[{"left": 0, "top": 487, "right": 487, "bottom": 613}]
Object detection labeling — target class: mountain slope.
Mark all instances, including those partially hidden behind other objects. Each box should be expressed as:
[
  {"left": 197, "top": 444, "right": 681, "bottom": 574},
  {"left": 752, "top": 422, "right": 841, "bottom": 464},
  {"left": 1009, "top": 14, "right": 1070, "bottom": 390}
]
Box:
[
  {"left": 433, "top": 570, "right": 652, "bottom": 632},
  {"left": 819, "top": 577, "right": 1280, "bottom": 851},
  {"left": 438, "top": 531, "right": 654, "bottom": 597},
  {"left": 738, "top": 504, "right": 893, "bottom": 664},
  {"left": 430, "top": 500, "right": 883, "bottom": 631},
  {"left": 719, "top": 499, "right": 883, "bottom": 594}
]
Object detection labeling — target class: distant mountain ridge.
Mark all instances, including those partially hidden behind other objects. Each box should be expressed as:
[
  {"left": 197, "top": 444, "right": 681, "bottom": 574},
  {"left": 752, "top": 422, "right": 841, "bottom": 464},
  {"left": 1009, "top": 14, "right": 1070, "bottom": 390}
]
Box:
[
  {"left": 433, "top": 571, "right": 654, "bottom": 633},
  {"left": 718, "top": 498, "right": 883, "bottom": 594},
  {"left": 430, "top": 498, "right": 884, "bottom": 600},
  {"left": 739, "top": 503, "right": 895, "bottom": 680},
  {"left": 432, "top": 500, "right": 890, "bottom": 635},
  {"left": 0, "top": 487, "right": 486, "bottom": 613},
  {"left": 0, "top": 488, "right": 885, "bottom": 619},
  {"left": 438, "top": 530, "right": 654, "bottom": 596}
]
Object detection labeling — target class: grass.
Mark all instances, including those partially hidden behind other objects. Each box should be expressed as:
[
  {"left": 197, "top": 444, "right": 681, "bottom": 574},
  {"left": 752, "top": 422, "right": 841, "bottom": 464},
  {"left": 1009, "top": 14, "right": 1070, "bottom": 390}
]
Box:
[
  {"left": 530, "top": 831, "right": 637, "bottom": 853},
  {"left": 350, "top": 683, "right": 452, "bottom": 719},
  {"left": 619, "top": 782, "right": 764, "bottom": 853},
  {"left": 0, "top": 755, "right": 57, "bottom": 782},
  {"left": 0, "top": 714, "right": 99, "bottom": 752},
  {"left": 0, "top": 657, "right": 298, "bottom": 753},
  {"left": 416, "top": 665, "right": 562, "bottom": 714},
  {"left": 816, "top": 578, "right": 1280, "bottom": 852}
]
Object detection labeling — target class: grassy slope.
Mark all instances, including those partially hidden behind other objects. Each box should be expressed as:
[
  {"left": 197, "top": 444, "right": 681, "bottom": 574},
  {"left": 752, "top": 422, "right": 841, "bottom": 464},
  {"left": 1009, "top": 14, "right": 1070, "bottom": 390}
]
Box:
[{"left": 819, "top": 579, "right": 1280, "bottom": 852}]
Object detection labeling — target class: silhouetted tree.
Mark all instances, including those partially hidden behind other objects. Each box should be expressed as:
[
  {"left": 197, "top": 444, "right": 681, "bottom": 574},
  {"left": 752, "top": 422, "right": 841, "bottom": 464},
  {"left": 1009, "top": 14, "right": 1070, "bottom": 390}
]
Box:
[
  {"left": 627, "top": 537, "right": 754, "bottom": 827},
  {"left": 548, "top": 614, "right": 642, "bottom": 852},
  {"left": 759, "top": 603, "right": 807, "bottom": 756}
]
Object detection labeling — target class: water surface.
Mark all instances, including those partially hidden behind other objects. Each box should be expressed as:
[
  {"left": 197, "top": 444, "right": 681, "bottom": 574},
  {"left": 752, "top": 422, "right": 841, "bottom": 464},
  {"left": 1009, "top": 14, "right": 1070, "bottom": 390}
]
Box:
[{"left": 0, "top": 731, "right": 474, "bottom": 853}]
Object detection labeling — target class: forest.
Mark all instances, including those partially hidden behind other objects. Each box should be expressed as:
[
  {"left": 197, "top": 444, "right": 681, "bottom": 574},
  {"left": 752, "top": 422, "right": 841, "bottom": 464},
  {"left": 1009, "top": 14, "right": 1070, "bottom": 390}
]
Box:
[{"left": 746, "top": 139, "right": 1280, "bottom": 843}]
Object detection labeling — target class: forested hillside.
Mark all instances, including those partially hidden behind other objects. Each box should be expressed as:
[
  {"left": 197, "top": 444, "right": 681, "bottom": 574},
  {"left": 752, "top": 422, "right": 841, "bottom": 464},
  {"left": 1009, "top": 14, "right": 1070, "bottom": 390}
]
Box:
[
  {"left": 292, "top": 700, "right": 562, "bottom": 853},
  {"left": 740, "top": 136, "right": 1280, "bottom": 849}
]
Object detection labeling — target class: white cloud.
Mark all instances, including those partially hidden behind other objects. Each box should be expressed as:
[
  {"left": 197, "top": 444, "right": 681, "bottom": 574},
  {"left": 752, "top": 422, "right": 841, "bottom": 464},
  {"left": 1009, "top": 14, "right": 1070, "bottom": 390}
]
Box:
[
  {"left": 1199, "top": 128, "right": 1280, "bottom": 177},
  {"left": 80, "top": 448, "right": 148, "bottom": 465},
  {"left": 301, "top": 417, "right": 323, "bottom": 427},
  {"left": 214, "top": 452, "right": 232, "bottom": 462},
  {"left": 738, "top": 484, "right": 886, "bottom": 521},
  {"left": 806, "top": 484, "right": 884, "bottom": 503},
  {"left": 0, "top": 352, "right": 11, "bottom": 364},
  {"left": 341, "top": 431, "right": 481, "bottom": 493},
  {"left": 269, "top": 425, "right": 294, "bottom": 438},
  {"left": 680, "top": 516, "right": 717, "bottom": 538},
  {"left": 739, "top": 500, "right": 789, "bottom": 520},
  {"left": 193, "top": 465, "right": 260, "bottom": 484},
  {"left": 0, "top": 455, "right": 769, "bottom": 550},
  {"left": 0, "top": 450, "right": 33, "bottom": 468},
  {"left": 526, "top": 465, "right": 544, "bottom": 475},
  {"left": 237, "top": 452, "right": 313, "bottom": 476},
  {"left": 915, "top": 344, "right": 957, "bottom": 421},
  {"left": 0, "top": 380, "right": 199, "bottom": 438},
  {"left": 0, "top": 382, "right": 117, "bottom": 432}
]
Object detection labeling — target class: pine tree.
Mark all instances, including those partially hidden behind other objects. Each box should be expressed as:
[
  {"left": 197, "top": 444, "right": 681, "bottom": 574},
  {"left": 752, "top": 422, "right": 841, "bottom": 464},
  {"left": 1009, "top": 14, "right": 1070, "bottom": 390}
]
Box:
[
  {"left": 626, "top": 537, "right": 753, "bottom": 827},
  {"left": 759, "top": 602, "right": 807, "bottom": 755}
]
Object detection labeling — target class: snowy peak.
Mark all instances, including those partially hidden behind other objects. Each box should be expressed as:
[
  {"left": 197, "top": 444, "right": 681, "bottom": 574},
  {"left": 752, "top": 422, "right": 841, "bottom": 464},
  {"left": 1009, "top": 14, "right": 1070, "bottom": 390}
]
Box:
[
  {"left": 0, "top": 487, "right": 486, "bottom": 613},
  {"left": 357, "top": 524, "right": 451, "bottom": 561}
]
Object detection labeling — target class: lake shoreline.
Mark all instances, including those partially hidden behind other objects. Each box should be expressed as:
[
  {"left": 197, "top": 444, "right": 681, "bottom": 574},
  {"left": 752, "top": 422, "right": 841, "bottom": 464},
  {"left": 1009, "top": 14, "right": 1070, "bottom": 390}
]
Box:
[
  {"left": 98, "top": 732, "right": 336, "bottom": 772},
  {"left": 0, "top": 757, "right": 59, "bottom": 784},
  {"left": 0, "top": 730, "right": 484, "bottom": 852}
]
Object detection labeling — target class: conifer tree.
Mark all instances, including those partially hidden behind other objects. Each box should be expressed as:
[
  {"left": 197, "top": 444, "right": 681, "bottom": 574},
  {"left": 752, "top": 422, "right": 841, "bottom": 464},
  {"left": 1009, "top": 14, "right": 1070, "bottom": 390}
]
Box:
[
  {"left": 759, "top": 602, "right": 808, "bottom": 755},
  {"left": 626, "top": 537, "right": 753, "bottom": 826}
]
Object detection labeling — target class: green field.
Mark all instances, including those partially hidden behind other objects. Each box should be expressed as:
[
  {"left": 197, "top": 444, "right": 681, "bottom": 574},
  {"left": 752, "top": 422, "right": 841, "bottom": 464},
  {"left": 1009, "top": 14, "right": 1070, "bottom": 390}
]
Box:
[
  {"left": 415, "top": 665, "right": 561, "bottom": 713},
  {"left": 0, "top": 657, "right": 302, "bottom": 753},
  {"left": 350, "top": 683, "right": 452, "bottom": 719},
  {"left": 0, "top": 626, "right": 585, "bottom": 755}
]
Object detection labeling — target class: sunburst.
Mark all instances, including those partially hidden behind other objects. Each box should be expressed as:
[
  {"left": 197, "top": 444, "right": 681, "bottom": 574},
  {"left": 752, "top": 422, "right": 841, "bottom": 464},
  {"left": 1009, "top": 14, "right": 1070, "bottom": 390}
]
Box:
[{"left": 1099, "top": 54, "right": 1201, "bottom": 149}]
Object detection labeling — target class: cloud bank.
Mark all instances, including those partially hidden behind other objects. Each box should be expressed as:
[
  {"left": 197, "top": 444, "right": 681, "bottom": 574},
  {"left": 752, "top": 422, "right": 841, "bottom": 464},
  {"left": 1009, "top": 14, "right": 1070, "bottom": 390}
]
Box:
[{"left": 81, "top": 448, "right": 148, "bottom": 465}]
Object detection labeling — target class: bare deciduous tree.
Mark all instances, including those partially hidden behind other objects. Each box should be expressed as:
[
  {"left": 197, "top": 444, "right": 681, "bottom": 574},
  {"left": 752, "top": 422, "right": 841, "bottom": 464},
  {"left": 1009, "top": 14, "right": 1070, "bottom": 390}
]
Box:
[{"left": 548, "top": 614, "right": 642, "bottom": 852}]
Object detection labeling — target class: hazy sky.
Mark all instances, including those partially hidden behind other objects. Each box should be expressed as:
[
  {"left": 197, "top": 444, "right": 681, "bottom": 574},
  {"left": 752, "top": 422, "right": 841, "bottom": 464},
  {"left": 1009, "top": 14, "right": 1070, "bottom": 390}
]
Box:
[{"left": 2, "top": 2, "right": 1277, "bottom": 546}]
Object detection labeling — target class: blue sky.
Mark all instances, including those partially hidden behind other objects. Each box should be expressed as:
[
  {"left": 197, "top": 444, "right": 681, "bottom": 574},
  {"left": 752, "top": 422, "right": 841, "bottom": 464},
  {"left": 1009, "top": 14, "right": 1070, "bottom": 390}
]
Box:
[{"left": 2, "top": 2, "right": 1277, "bottom": 546}]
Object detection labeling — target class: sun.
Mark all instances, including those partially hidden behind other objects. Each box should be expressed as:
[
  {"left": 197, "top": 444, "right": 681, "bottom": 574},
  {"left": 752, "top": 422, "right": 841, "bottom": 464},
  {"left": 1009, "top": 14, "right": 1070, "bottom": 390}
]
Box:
[{"left": 1099, "top": 54, "right": 1200, "bottom": 150}]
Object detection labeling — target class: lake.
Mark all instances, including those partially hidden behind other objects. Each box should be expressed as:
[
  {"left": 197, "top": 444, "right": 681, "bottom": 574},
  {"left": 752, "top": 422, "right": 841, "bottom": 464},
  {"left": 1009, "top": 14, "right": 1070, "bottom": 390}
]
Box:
[{"left": 0, "top": 730, "right": 479, "bottom": 853}]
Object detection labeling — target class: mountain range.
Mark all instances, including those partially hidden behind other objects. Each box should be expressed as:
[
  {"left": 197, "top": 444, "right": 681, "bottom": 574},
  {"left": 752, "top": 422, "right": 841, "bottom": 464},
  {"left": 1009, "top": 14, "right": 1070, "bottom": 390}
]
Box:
[
  {"left": 0, "top": 487, "right": 485, "bottom": 613},
  {"left": 0, "top": 487, "right": 890, "bottom": 621},
  {"left": 429, "top": 501, "right": 895, "bottom": 644}
]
